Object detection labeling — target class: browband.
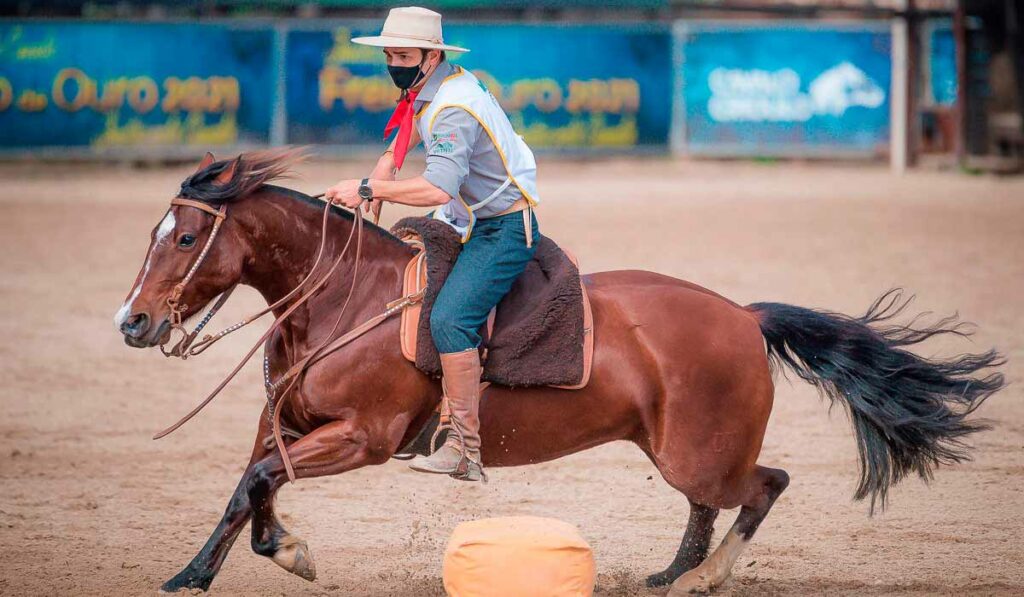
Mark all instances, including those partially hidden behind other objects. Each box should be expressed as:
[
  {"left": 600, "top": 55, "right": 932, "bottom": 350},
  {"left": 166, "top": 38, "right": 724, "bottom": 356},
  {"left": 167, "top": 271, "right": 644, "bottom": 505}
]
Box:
[{"left": 171, "top": 197, "right": 227, "bottom": 219}]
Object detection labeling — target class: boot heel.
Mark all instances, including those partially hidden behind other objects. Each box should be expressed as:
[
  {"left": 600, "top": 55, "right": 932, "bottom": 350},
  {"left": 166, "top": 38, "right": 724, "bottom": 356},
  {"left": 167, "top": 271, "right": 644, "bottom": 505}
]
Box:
[{"left": 451, "top": 456, "right": 488, "bottom": 483}]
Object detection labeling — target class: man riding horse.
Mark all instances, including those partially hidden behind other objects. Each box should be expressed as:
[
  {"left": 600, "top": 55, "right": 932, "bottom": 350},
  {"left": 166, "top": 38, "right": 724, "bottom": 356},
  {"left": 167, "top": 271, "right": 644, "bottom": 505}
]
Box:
[
  {"left": 324, "top": 7, "right": 540, "bottom": 482},
  {"left": 112, "top": 7, "right": 1004, "bottom": 593}
]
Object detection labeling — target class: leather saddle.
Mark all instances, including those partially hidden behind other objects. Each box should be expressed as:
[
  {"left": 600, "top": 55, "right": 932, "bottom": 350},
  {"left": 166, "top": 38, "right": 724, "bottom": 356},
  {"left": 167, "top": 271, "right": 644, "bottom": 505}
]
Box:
[{"left": 390, "top": 216, "right": 594, "bottom": 390}]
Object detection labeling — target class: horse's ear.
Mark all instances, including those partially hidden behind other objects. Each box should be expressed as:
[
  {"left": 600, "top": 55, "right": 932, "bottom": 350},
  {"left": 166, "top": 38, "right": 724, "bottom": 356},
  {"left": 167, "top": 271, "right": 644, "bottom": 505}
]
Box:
[
  {"left": 195, "top": 152, "right": 215, "bottom": 173},
  {"left": 214, "top": 156, "right": 240, "bottom": 184}
]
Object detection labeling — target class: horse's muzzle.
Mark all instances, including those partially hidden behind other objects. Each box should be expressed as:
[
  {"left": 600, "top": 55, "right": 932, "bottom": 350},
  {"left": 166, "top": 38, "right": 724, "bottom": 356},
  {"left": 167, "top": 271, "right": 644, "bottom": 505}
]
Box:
[{"left": 121, "top": 314, "right": 170, "bottom": 348}]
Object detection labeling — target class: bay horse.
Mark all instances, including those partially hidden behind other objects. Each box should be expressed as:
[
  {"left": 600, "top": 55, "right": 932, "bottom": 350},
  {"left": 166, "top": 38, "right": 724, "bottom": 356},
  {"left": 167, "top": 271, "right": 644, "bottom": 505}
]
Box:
[{"left": 115, "top": 149, "right": 1004, "bottom": 594}]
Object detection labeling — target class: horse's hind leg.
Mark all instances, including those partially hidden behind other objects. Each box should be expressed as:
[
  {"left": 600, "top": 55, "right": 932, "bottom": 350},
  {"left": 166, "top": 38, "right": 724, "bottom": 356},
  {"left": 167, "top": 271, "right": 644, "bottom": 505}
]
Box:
[
  {"left": 646, "top": 500, "right": 719, "bottom": 587},
  {"left": 668, "top": 465, "right": 789, "bottom": 595}
]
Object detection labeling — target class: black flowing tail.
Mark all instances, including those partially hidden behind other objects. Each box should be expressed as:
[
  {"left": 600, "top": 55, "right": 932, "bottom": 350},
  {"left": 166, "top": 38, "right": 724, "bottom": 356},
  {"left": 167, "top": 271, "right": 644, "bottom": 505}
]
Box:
[{"left": 749, "top": 290, "right": 1005, "bottom": 512}]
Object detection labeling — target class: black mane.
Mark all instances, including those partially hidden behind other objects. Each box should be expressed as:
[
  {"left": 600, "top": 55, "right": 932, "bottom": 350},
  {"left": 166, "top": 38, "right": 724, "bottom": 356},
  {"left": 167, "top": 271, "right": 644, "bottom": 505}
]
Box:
[
  {"left": 177, "top": 159, "right": 241, "bottom": 204},
  {"left": 176, "top": 149, "right": 406, "bottom": 246},
  {"left": 178, "top": 147, "right": 304, "bottom": 205}
]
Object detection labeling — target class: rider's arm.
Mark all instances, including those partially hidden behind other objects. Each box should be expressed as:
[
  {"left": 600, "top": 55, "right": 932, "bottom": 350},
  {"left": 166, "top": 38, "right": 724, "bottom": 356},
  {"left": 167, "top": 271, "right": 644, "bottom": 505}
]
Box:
[
  {"left": 327, "top": 124, "right": 436, "bottom": 208},
  {"left": 369, "top": 146, "right": 397, "bottom": 182},
  {"left": 371, "top": 176, "right": 450, "bottom": 207},
  {"left": 373, "top": 107, "right": 479, "bottom": 208},
  {"left": 369, "top": 124, "right": 423, "bottom": 181}
]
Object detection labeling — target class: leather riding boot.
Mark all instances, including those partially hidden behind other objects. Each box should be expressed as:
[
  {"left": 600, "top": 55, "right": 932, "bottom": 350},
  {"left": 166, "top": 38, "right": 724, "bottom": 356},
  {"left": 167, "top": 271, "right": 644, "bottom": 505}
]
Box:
[{"left": 408, "top": 349, "right": 486, "bottom": 482}]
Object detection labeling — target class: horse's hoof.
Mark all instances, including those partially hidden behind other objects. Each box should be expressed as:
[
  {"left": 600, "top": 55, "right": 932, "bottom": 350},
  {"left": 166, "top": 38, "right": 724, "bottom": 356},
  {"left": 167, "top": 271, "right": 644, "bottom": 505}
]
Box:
[
  {"left": 667, "top": 568, "right": 722, "bottom": 595},
  {"left": 271, "top": 536, "right": 317, "bottom": 581},
  {"left": 159, "top": 567, "right": 212, "bottom": 593}
]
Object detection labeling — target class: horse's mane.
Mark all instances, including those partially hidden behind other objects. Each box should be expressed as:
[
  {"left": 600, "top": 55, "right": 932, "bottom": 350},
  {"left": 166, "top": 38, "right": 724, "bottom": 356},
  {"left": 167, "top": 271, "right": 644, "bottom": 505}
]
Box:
[
  {"left": 178, "top": 147, "right": 308, "bottom": 204},
  {"left": 177, "top": 147, "right": 407, "bottom": 246}
]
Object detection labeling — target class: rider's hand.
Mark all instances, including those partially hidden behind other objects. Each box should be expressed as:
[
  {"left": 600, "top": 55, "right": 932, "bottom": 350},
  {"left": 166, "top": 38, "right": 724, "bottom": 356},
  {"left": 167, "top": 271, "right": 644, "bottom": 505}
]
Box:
[{"left": 324, "top": 179, "right": 362, "bottom": 209}]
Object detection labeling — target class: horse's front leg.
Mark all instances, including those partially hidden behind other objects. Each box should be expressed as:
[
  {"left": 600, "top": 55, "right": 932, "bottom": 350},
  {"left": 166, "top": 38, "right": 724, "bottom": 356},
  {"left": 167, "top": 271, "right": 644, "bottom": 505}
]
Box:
[
  {"left": 247, "top": 418, "right": 390, "bottom": 581},
  {"left": 160, "top": 411, "right": 274, "bottom": 593}
]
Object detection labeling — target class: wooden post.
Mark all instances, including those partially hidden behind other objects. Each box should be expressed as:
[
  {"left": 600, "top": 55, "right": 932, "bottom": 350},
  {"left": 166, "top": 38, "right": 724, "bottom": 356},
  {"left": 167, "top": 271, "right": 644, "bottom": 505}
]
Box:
[
  {"left": 954, "top": 0, "right": 967, "bottom": 164},
  {"left": 906, "top": 0, "right": 919, "bottom": 168},
  {"left": 1007, "top": 0, "right": 1024, "bottom": 141}
]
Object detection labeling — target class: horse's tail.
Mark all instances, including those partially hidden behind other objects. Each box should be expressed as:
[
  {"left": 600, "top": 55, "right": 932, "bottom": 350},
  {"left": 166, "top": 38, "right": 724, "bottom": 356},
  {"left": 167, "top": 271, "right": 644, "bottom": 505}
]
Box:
[{"left": 748, "top": 290, "right": 1005, "bottom": 512}]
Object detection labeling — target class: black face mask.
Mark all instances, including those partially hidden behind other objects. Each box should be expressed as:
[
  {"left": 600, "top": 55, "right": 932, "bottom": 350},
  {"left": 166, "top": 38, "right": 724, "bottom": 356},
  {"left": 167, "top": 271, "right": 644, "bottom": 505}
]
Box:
[{"left": 388, "top": 53, "right": 428, "bottom": 90}]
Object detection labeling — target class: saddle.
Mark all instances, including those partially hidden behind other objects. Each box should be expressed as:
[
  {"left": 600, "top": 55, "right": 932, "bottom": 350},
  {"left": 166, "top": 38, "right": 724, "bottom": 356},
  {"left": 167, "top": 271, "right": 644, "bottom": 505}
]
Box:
[{"left": 390, "top": 217, "right": 593, "bottom": 389}]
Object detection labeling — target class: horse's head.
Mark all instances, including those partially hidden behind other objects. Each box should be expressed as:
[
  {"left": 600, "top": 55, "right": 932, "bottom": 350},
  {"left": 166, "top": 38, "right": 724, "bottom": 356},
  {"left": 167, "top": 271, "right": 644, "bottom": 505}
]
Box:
[{"left": 114, "top": 148, "right": 304, "bottom": 348}]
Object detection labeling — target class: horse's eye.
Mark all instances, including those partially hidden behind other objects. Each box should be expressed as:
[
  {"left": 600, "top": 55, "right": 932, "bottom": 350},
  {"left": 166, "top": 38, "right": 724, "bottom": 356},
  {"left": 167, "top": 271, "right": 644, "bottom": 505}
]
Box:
[{"left": 178, "top": 234, "right": 197, "bottom": 248}]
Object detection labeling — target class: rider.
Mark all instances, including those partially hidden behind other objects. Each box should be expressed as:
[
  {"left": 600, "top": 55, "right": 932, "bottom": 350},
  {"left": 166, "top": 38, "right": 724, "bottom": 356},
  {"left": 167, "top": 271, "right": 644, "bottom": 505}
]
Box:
[{"left": 325, "top": 6, "right": 540, "bottom": 482}]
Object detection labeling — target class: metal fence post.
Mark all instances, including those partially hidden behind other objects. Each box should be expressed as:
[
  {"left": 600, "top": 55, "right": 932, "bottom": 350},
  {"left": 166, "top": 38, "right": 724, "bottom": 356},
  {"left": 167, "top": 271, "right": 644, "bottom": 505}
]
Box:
[
  {"left": 670, "top": 20, "right": 687, "bottom": 158},
  {"left": 270, "top": 22, "right": 288, "bottom": 148},
  {"left": 891, "top": 17, "right": 909, "bottom": 174}
]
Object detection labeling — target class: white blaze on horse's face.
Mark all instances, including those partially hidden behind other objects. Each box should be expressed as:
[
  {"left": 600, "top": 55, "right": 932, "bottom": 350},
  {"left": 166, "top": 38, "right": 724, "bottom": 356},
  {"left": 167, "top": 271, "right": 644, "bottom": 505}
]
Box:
[{"left": 114, "top": 210, "right": 176, "bottom": 328}]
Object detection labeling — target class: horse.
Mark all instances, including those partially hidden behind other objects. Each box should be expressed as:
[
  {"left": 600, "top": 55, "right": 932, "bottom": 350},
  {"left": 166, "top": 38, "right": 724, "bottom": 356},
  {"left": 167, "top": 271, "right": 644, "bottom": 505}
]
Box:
[{"left": 114, "top": 149, "right": 1004, "bottom": 594}]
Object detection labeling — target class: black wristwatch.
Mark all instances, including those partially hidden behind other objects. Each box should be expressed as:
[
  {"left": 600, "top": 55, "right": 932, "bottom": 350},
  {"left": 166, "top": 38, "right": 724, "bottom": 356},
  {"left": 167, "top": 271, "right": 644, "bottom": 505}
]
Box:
[{"left": 357, "top": 178, "right": 374, "bottom": 201}]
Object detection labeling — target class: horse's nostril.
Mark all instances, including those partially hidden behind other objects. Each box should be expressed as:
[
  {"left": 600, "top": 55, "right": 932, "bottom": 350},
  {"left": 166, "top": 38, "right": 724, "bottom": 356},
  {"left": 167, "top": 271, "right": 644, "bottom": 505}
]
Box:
[{"left": 120, "top": 312, "right": 150, "bottom": 337}]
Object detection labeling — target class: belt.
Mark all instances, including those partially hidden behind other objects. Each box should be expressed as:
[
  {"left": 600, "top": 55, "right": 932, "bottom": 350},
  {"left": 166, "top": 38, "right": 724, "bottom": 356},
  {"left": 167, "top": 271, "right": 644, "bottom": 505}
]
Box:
[
  {"left": 501, "top": 197, "right": 533, "bottom": 248},
  {"left": 494, "top": 196, "right": 530, "bottom": 216},
  {"left": 482, "top": 196, "right": 534, "bottom": 248}
]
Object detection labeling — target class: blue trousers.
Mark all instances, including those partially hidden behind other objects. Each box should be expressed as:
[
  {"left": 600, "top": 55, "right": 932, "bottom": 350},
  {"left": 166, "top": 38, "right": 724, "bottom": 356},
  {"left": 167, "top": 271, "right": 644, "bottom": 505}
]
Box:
[{"left": 430, "top": 210, "right": 540, "bottom": 353}]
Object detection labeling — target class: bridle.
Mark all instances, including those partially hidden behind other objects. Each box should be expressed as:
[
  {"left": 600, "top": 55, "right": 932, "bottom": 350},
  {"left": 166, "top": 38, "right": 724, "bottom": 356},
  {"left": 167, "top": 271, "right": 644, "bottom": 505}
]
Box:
[
  {"left": 151, "top": 193, "right": 424, "bottom": 482},
  {"left": 159, "top": 198, "right": 231, "bottom": 359}
]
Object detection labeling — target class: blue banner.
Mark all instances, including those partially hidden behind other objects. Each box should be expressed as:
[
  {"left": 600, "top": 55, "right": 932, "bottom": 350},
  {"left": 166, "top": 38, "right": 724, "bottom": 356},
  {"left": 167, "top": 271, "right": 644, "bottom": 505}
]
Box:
[
  {"left": 0, "top": 22, "right": 275, "bottom": 149},
  {"left": 286, "top": 22, "right": 672, "bottom": 149},
  {"left": 679, "top": 23, "right": 892, "bottom": 156},
  {"left": 926, "top": 20, "right": 957, "bottom": 107}
]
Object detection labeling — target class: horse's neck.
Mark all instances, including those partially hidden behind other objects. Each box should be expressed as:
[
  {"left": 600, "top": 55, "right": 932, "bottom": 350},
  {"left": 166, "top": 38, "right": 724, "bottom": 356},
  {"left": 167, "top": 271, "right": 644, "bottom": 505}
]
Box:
[{"left": 237, "top": 190, "right": 413, "bottom": 333}]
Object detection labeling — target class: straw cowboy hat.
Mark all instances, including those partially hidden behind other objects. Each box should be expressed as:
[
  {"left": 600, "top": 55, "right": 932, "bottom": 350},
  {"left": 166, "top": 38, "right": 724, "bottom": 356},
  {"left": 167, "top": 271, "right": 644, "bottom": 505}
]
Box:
[{"left": 351, "top": 6, "right": 469, "bottom": 53}]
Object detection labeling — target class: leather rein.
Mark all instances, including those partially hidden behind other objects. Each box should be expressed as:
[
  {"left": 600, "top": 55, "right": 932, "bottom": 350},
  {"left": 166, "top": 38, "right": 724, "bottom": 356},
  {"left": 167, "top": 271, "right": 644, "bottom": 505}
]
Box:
[{"left": 153, "top": 194, "right": 423, "bottom": 482}]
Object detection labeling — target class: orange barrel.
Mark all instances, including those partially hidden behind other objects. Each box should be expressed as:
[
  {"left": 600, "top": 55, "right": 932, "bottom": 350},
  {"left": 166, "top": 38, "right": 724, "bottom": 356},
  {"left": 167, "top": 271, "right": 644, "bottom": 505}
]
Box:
[{"left": 443, "top": 516, "right": 595, "bottom": 597}]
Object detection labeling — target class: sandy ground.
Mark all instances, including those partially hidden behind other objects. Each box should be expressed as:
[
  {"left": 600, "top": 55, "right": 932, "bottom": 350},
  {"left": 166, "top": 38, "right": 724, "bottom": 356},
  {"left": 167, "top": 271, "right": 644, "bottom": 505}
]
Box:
[{"left": 0, "top": 156, "right": 1022, "bottom": 596}]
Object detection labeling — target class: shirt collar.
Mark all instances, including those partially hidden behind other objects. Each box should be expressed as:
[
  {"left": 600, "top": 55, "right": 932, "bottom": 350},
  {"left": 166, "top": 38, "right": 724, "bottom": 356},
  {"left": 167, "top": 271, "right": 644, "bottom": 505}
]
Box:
[{"left": 414, "top": 61, "right": 456, "bottom": 107}]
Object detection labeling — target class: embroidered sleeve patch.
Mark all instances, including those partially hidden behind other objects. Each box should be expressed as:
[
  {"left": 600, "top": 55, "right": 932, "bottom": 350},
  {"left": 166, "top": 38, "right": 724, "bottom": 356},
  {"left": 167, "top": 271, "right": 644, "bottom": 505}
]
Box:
[{"left": 431, "top": 131, "right": 457, "bottom": 155}]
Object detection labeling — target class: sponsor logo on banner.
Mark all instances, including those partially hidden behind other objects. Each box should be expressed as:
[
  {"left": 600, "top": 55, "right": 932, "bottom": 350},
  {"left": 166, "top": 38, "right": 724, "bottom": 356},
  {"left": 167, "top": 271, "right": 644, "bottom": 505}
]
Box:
[
  {"left": 0, "top": 23, "right": 274, "bottom": 149},
  {"left": 682, "top": 25, "right": 893, "bottom": 156},
  {"left": 290, "top": 24, "right": 671, "bottom": 149},
  {"left": 707, "top": 62, "right": 885, "bottom": 123}
]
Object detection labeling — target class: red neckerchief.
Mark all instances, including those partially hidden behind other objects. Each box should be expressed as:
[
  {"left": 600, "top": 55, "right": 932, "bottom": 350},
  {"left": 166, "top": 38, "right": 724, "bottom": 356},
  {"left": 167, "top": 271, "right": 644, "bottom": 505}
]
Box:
[{"left": 384, "top": 89, "right": 420, "bottom": 170}]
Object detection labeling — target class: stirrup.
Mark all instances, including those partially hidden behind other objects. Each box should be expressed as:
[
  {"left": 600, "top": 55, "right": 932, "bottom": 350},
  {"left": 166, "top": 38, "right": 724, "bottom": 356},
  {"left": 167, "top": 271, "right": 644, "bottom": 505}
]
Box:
[{"left": 429, "top": 407, "right": 487, "bottom": 483}]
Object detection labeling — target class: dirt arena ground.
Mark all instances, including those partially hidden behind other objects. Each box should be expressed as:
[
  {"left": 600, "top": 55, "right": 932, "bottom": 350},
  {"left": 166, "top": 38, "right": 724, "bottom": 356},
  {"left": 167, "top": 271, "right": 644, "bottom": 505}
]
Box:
[{"left": 1, "top": 156, "right": 1022, "bottom": 596}]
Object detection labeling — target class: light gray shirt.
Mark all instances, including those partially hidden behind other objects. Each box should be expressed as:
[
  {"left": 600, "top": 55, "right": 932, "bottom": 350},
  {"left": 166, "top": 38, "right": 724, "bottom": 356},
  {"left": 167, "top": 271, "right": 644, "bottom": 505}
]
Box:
[{"left": 414, "top": 62, "right": 521, "bottom": 221}]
